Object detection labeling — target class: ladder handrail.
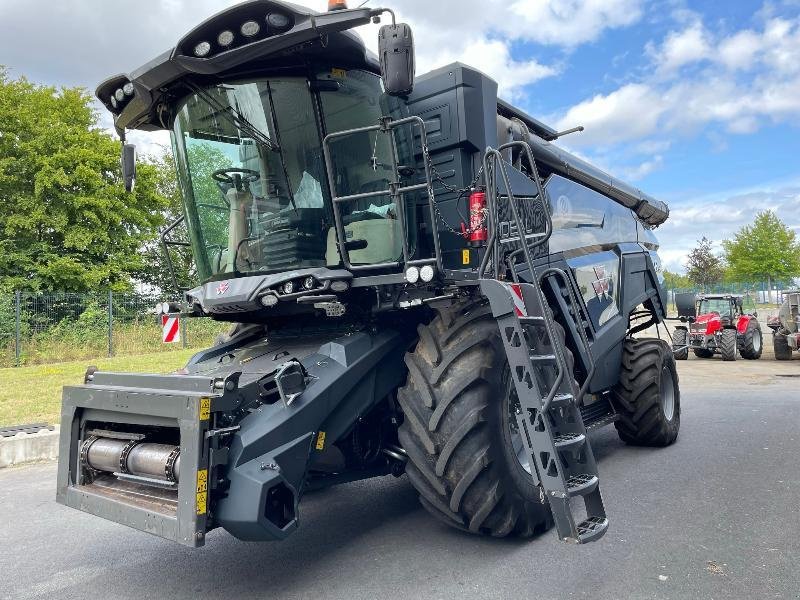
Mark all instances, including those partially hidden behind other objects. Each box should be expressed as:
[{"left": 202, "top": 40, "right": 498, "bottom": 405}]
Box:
[{"left": 538, "top": 268, "right": 596, "bottom": 412}]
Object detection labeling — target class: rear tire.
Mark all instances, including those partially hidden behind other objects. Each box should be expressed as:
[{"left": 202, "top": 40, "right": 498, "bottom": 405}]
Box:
[
  {"left": 693, "top": 348, "right": 714, "bottom": 359},
  {"left": 720, "top": 328, "right": 737, "bottom": 361},
  {"left": 774, "top": 333, "right": 793, "bottom": 361},
  {"left": 613, "top": 339, "right": 680, "bottom": 447},
  {"left": 397, "top": 300, "right": 552, "bottom": 537},
  {"left": 738, "top": 321, "right": 763, "bottom": 360},
  {"left": 671, "top": 329, "right": 688, "bottom": 360}
]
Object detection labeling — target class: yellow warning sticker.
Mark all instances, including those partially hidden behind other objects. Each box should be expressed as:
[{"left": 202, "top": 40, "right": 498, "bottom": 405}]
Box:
[
  {"left": 462, "top": 249, "right": 471, "bottom": 265},
  {"left": 315, "top": 431, "right": 326, "bottom": 451},
  {"left": 331, "top": 68, "right": 347, "bottom": 79},
  {"left": 196, "top": 469, "right": 208, "bottom": 516},
  {"left": 199, "top": 397, "right": 211, "bottom": 421}
]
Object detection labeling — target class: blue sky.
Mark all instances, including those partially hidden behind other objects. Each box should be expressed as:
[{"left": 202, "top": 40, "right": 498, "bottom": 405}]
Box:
[{"left": 0, "top": 0, "right": 798, "bottom": 271}]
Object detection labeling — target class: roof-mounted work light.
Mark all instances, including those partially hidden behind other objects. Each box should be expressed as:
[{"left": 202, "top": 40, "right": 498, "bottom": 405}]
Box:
[{"left": 328, "top": 0, "right": 348, "bottom": 10}]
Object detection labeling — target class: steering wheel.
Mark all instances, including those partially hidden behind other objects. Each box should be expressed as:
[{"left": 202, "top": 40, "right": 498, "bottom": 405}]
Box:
[{"left": 212, "top": 168, "right": 260, "bottom": 191}]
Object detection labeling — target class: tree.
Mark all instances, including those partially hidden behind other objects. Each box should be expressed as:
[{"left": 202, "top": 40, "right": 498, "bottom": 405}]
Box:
[
  {"left": 723, "top": 210, "right": 800, "bottom": 294},
  {"left": 663, "top": 269, "right": 691, "bottom": 291},
  {"left": 133, "top": 143, "right": 233, "bottom": 294},
  {"left": 685, "top": 237, "right": 724, "bottom": 292},
  {"left": 0, "top": 68, "right": 169, "bottom": 292}
]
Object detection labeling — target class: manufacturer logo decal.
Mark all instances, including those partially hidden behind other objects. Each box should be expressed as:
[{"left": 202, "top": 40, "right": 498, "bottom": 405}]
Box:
[
  {"left": 215, "top": 280, "right": 230, "bottom": 295},
  {"left": 591, "top": 266, "right": 611, "bottom": 296}
]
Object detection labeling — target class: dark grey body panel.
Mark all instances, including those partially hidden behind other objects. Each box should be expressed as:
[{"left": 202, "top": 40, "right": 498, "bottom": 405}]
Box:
[{"left": 56, "top": 327, "right": 410, "bottom": 544}]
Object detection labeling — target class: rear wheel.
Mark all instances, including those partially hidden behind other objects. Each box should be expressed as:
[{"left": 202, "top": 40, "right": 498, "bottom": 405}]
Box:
[
  {"left": 774, "top": 333, "right": 793, "bottom": 361},
  {"left": 671, "top": 329, "right": 688, "bottom": 360},
  {"left": 693, "top": 348, "right": 714, "bottom": 358},
  {"left": 613, "top": 338, "right": 680, "bottom": 447},
  {"left": 397, "top": 300, "right": 552, "bottom": 537},
  {"left": 738, "top": 320, "right": 763, "bottom": 360},
  {"left": 720, "top": 328, "right": 737, "bottom": 361}
]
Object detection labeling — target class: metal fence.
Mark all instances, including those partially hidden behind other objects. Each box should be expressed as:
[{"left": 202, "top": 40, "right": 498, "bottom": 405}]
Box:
[
  {"left": 663, "top": 280, "right": 796, "bottom": 316},
  {"left": 0, "top": 291, "right": 228, "bottom": 368}
]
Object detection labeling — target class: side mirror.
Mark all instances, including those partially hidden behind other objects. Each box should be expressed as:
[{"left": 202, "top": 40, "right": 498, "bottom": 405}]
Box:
[
  {"left": 378, "top": 23, "right": 415, "bottom": 96},
  {"left": 122, "top": 143, "right": 137, "bottom": 192}
]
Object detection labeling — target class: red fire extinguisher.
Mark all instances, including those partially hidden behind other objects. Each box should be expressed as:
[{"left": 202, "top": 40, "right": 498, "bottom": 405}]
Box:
[{"left": 461, "top": 188, "right": 488, "bottom": 247}]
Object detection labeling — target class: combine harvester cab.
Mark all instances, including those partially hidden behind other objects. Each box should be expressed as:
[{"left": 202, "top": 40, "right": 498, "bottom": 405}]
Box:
[{"left": 57, "top": 0, "right": 679, "bottom": 548}]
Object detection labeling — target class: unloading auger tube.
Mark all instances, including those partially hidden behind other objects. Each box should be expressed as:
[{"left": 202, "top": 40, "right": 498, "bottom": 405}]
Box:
[
  {"left": 81, "top": 436, "right": 181, "bottom": 484},
  {"left": 497, "top": 115, "right": 670, "bottom": 227}
]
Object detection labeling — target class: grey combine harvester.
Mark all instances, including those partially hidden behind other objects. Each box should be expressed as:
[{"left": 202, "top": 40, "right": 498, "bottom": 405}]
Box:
[{"left": 56, "top": 0, "right": 680, "bottom": 547}]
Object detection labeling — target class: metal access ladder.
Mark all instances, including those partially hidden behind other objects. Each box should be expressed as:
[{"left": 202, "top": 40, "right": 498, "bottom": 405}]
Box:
[{"left": 478, "top": 142, "right": 608, "bottom": 543}]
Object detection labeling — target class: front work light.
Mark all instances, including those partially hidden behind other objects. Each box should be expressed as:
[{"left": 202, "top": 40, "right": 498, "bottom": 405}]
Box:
[
  {"left": 241, "top": 20, "right": 260, "bottom": 37},
  {"left": 420, "top": 265, "right": 435, "bottom": 283},
  {"left": 267, "top": 13, "right": 291, "bottom": 30},
  {"left": 123, "top": 83, "right": 134, "bottom": 96},
  {"left": 194, "top": 41, "right": 212, "bottom": 57},
  {"left": 218, "top": 30, "right": 235, "bottom": 47},
  {"left": 405, "top": 267, "right": 420, "bottom": 284},
  {"left": 114, "top": 88, "right": 125, "bottom": 102}
]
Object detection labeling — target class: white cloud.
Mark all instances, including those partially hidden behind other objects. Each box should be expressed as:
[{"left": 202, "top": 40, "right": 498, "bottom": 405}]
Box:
[
  {"left": 0, "top": 0, "right": 646, "bottom": 119},
  {"left": 623, "top": 155, "right": 664, "bottom": 180},
  {"left": 658, "top": 181, "right": 800, "bottom": 272},
  {"left": 651, "top": 22, "right": 711, "bottom": 74},
  {"left": 555, "top": 15, "right": 800, "bottom": 151},
  {"left": 718, "top": 30, "right": 763, "bottom": 70},
  {"left": 555, "top": 83, "right": 667, "bottom": 145}
]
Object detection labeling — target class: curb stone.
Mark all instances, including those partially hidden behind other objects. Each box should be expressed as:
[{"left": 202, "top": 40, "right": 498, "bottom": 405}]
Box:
[{"left": 0, "top": 426, "right": 60, "bottom": 469}]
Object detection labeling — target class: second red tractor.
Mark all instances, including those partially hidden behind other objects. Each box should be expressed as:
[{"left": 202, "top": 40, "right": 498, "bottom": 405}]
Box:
[{"left": 672, "top": 294, "right": 762, "bottom": 361}]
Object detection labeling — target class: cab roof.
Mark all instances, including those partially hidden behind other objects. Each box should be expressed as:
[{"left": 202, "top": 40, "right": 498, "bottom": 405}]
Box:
[{"left": 96, "top": 1, "right": 381, "bottom": 132}]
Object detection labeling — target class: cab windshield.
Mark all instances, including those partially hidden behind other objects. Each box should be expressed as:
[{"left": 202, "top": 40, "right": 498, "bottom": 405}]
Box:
[
  {"left": 698, "top": 298, "right": 734, "bottom": 318},
  {"left": 171, "top": 71, "right": 405, "bottom": 282}
]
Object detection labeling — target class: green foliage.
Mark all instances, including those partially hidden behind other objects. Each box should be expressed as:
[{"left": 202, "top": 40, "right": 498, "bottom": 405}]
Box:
[
  {"left": 0, "top": 68, "right": 169, "bottom": 292},
  {"left": 663, "top": 270, "right": 691, "bottom": 290},
  {"left": 47, "top": 302, "right": 108, "bottom": 344},
  {"left": 685, "top": 237, "right": 725, "bottom": 292},
  {"left": 723, "top": 210, "right": 800, "bottom": 289}
]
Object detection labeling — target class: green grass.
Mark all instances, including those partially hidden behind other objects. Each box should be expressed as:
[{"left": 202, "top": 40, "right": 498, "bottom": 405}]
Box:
[
  {"left": 0, "top": 319, "right": 227, "bottom": 368},
  {"left": 0, "top": 350, "right": 199, "bottom": 427}
]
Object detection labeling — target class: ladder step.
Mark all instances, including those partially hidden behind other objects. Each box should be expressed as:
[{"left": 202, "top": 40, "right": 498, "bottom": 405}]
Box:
[
  {"left": 549, "top": 393, "right": 574, "bottom": 408},
  {"left": 575, "top": 516, "right": 609, "bottom": 544},
  {"left": 566, "top": 474, "right": 599, "bottom": 497},
  {"left": 553, "top": 432, "right": 586, "bottom": 451},
  {"left": 519, "top": 315, "right": 545, "bottom": 323},
  {"left": 530, "top": 354, "right": 556, "bottom": 362}
]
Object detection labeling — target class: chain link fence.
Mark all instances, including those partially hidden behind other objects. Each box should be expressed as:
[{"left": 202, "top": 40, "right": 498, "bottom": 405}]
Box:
[
  {"left": 0, "top": 291, "right": 228, "bottom": 368},
  {"left": 663, "top": 280, "right": 796, "bottom": 316}
]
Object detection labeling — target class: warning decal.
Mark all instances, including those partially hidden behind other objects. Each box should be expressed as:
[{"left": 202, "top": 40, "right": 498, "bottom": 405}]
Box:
[
  {"left": 315, "top": 431, "right": 326, "bottom": 451},
  {"left": 199, "top": 397, "right": 211, "bottom": 421},
  {"left": 509, "top": 284, "right": 528, "bottom": 317},
  {"left": 161, "top": 314, "right": 180, "bottom": 344},
  {"left": 196, "top": 469, "right": 208, "bottom": 516}
]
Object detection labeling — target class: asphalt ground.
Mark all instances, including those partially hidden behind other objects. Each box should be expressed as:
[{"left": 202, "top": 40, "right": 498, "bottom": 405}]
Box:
[{"left": 1, "top": 348, "right": 798, "bottom": 600}]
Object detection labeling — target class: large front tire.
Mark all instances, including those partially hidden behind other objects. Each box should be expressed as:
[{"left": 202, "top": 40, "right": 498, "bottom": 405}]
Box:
[
  {"left": 774, "top": 333, "right": 793, "bottom": 361},
  {"left": 672, "top": 329, "right": 688, "bottom": 360},
  {"left": 738, "top": 320, "right": 763, "bottom": 360},
  {"left": 720, "top": 328, "right": 738, "bottom": 361},
  {"left": 613, "top": 339, "right": 680, "bottom": 447},
  {"left": 397, "top": 301, "right": 552, "bottom": 537}
]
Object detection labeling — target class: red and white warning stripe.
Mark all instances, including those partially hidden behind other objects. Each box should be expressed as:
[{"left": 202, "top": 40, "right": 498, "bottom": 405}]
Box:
[
  {"left": 162, "top": 314, "right": 181, "bottom": 344},
  {"left": 509, "top": 284, "right": 527, "bottom": 317}
]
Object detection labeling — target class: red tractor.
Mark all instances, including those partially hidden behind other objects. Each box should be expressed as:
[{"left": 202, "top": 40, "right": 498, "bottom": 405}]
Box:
[{"left": 671, "top": 293, "right": 762, "bottom": 361}]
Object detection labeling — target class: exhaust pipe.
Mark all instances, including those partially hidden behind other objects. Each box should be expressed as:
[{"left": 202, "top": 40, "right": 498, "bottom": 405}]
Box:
[{"left": 82, "top": 437, "right": 181, "bottom": 483}]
